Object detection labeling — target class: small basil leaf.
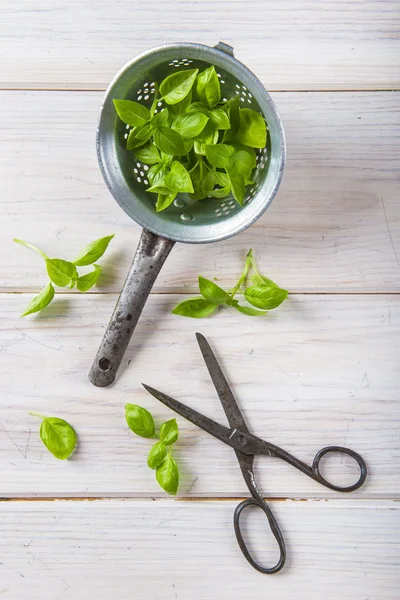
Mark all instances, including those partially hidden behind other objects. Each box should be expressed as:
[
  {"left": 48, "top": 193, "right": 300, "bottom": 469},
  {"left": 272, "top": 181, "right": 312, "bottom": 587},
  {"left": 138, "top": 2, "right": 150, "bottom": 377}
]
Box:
[
  {"left": 195, "top": 121, "right": 219, "bottom": 145},
  {"left": 172, "top": 297, "right": 218, "bottom": 318},
  {"left": 183, "top": 138, "right": 194, "bottom": 154},
  {"left": 252, "top": 273, "right": 277, "bottom": 287},
  {"left": 127, "top": 123, "right": 153, "bottom": 150},
  {"left": 73, "top": 235, "right": 114, "bottom": 267},
  {"left": 146, "top": 184, "right": 171, "bottom": 194},
  {"left": 125, "top": 403, "right": 155, "bottom": 438},
  {"left": 46, "top": 258, "right": 77, "bottom": 287},
  {"left": 244, "top": 285, "right": 288, "bottom": 310},
  {"left": 159, "top": 68, "right": 198, "bottom": 105},
  {"left": 196, "top": 66, "right": 221, "bottom": 107},
  {"left": 76, "top": 264, "right": 102, "bottom": 292},
  {"left": 202, "top": 170, "right": 216, "bottom": 194},
  {"left": 210, "top": 108, "right": 230, "bottom": 130},
  {"left": 113, "top": 99, "right": 150, "bottom": 127},
  {"left": 232, "top": 148, "right": 255, "bottom": 179},
  {"left": 199, "top": 276, "right": 230, "bottom": 304},
  {"left": 223, "top": 97, "right": 240, "bottom": 141},
  {"left": 151, "top": 108, "right": 170, "bottom": 129},
  {"left": 171, "top": 112, "right": 209, "bottom": 139},
  {"left": 235, "top": 108, "right": 267, "bottom": 148},
  {"left": 226, "top": 165, "right": 245, "bottom": 205},
  {"left": 21, "top": 282, "right": 55, "bottom": 317},
  {"left": 208, "top": 185, "right": 231, "bottom": 198},
  {"left": 214, "top": 171, "right": 230, "bottom": 187},
  {"left": 159, "top": 418, "right": 178, "bottom": 445},
  {"left": 234, "top": 304, "right": 268, "bottom": 316},
  {"left": 134, "top": 142, "right": 161, "bottom": 165},
  {"left": 148, "top": 164, "right": 169, "bottom": 186},
  {"left": 156, "top": 453, "right": 179, "bottom": 495},
  {"left": 156, "top": 191, "right": 177, "bottom": 212},
  {"left": 186, "top": 102, "right": 210, "bottom": 115},
  {"left": 205, "top": 144, "right": 235, "bottom": 168},
  {"left": 147, "top": 441, "right": 168, "bottom": 469},
  {"left": 39, "top": 416, "right": 77, "bottom": 460},
  {"left": 193, "top": 140, "right": 206, "bottom": 155},
  {"left": 154, "top": 127, "right": 186, "bottom": 155},
  {"left": 168, "top": 91, "right": 193, "bottom": 116},
  {"left": 164, "top": 161, "right": 194, "bottom": 193}
]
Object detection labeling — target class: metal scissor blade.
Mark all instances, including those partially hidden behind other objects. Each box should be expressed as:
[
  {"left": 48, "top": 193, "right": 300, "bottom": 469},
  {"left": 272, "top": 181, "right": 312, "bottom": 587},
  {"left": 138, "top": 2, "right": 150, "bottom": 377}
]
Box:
[
  {"left": 196, "top": 333, "right": 250, "bottom": 433},
  {"left": 142, "top": 384, "right": 235, "bottom": 447}
]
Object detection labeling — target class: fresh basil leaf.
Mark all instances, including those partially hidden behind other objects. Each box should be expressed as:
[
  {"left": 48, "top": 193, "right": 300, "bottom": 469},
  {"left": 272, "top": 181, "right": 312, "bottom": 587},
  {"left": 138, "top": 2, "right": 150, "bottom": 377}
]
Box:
[
  {"left": 156, "top": 453, "right": 179, "bottom": 495},
  {"left": 196, "top": 66, "right": 221, "bottom": 108},
  {"left": 193, "top": 140, "right": 206, "bottom": 155},
  {"left": 148, "top": 164, "right": 169, "bottom": 186},
  {"left": 159, "top": 68, "right": 198, "bottom": 105},
  {"left": 46, "top": 258, "right": 77, "bottom": 287},
  {"left": 234, "top": 304, "right": 268, "bottom": 316},
  {"left": 73, "top": 235, "right": 114, "bottom": 266},
  {"left": 172, "top": 112, "right": 209, "bottom": 139},
  {"left": 160, "top": 418, "right": 178, "bottom": 445},
  {"left": 127, "top": 123, "right": 153, "bottom": 150},
  {"left": 38, "top": 416, "right": 77, "bottom": 460},
  {"left": 199, "top": 276, "right": 230, "bottom": 304},
  {"left": 210, "top": 108, "right": 230, "bottom": 130},
  {"left": 244, "top": 285, "right": 288, "bottom": 310},
  {"left": 161, "top": 152, "right": 173, "bottom": 166},
  {"left": 235, "top": 108, "right": 267, "bottom": 148},
  {"left": 172, "top": 297, "right": 218, "bottom": 318},
  {"left": 208, "top": 185, "right": 231, "bottom": 198},
  {"left": 21, "top": 282, "right": 55, "bottom": 317},
  {"left": 134, "top": 142, "right": 161, "bottom": 165},
  {"left": 252, "top": 273, "right": 277, "bottom": 287},
  {"left": 156, "top": 191, "right": 177, "bottom": 212},
  {"left": 183, "top": 138, "right": 194, "bottom": 154},
  {"left": 214, "top": 171, "right": 230, "bottom": 187},
  {"left": 146, "top": 184, "right": 171, "bottom": 194},
  {"left": 164, "top": 161, "right": 194, "bottom": 193},
  {"left": 226, "top": 165, "right": 245, "bottom": 205},
  {"left": 202, "top": 169, "right": 216, "bottom": 194},
  {"left": 168, "top": 91, "right": 193, "bottom": 116},
  {"left": 187, "top": 102, "right": 210, "bottom": 115},
  {"left": 223, "top": 97, "right": 240, "bottom": 142},
  {"left": 147, "top": 441, "right": 168, "bottom": 469},
  {"left": 14, "top": 238, "right": 49, "bottom": 260},
  {"left": 125, "top": 403, "right": 155, "bottom": 438},
  {"left": 113, "top": 99, "right": 150, "bottom": 127},
  {"left": 154, "top": 127, "right": 186, "bottom": 155},
  {"left": 205, "top": 144, "right": 235, "bottom": 168},
  {"left": 232, "top": 148, "right": 255, "bottom": 178},
  {"left": 76, "top": 264, "right": 102, "bottom": 292},
  {"left": 151, "top": 108, "right": 170, "bottom": 129}
]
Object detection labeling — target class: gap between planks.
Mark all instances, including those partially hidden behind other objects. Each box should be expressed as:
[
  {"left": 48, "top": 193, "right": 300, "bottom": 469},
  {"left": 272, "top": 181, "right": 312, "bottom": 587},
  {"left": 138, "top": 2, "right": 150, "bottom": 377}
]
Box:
[
  {"left": 1, "top": 87, "right": 399, "bottom": 93},
  {"left": 1, "top": 496, "right": 399, "bottom": 502}
]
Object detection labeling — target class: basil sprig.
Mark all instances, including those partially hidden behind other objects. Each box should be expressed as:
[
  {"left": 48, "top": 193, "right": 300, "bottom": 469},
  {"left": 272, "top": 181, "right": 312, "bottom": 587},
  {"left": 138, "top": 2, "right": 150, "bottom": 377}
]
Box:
[
  {"left": 114, "top": 65, "right": 268, "bottom": 211},
  {"left": 125, "top": 404, "right": 180, "bottom": 495},
  {"left": 30, "top": 412, "right": 77, "bottom": 459},
  {"left": 172, "top": 250, "right": 288, "bottom": 318}
]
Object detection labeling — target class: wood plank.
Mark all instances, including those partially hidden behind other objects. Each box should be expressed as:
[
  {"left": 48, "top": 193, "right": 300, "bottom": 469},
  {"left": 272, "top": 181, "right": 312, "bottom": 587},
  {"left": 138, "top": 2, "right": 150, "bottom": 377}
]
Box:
[
  {"left": 1, "top": 91, "right": 399, "bottom": 293},
  {"left": 1, "top": 293, "right": 399, "bottom": 497},
  {"left": 1, "top": 499, "right": 399, "bottom": 598},
  {"left": 1, "top": 1, "right": 399, "bottom": 90}
]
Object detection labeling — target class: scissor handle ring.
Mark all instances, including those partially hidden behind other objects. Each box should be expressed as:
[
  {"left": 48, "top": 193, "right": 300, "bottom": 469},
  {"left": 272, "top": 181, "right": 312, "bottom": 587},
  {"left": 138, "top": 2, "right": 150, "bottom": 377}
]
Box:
[
  {"left": 233, "top": 497, "right": 286, "bottom": 574},
  {"left": 312, "top": 445, "right": 367, "bottom": 492}
]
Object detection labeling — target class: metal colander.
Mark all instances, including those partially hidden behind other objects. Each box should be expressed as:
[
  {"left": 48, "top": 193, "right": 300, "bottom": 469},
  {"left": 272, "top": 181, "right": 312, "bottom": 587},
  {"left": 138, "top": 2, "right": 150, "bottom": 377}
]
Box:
[{"left": 90, "top": 41, "right": 286, "bottom": 386}]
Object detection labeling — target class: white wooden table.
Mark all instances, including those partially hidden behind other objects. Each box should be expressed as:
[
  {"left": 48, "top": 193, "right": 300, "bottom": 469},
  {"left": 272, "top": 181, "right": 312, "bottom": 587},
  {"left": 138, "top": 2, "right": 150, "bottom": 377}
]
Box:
[{"left": 1, "top": 2, "right": 399, "bottom": 598}]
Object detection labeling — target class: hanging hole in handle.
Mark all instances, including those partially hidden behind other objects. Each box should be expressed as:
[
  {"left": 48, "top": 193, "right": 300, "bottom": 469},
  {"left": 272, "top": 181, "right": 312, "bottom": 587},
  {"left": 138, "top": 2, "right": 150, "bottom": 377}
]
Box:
[
  {"left": 234, "top": 498, "right": 285, "bottom": 574},
  {"left": 312, "top": 446, "right": 367, "bottom": 493},
  {"left": 98, "top": 357, "right": 111, "bottom": 372}
]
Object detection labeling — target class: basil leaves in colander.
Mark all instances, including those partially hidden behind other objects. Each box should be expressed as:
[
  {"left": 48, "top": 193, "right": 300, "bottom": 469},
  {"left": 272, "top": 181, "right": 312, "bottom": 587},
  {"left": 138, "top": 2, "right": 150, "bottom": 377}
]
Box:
[{"left": 113, "top": 64, "right": 268, "bottom": 212}]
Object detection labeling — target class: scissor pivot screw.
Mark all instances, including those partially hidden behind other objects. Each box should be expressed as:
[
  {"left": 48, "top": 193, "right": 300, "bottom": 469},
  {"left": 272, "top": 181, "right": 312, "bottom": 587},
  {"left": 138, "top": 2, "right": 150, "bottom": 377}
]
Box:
[{"left": 235, "top": 434, "right": 247, "bottom": 447}]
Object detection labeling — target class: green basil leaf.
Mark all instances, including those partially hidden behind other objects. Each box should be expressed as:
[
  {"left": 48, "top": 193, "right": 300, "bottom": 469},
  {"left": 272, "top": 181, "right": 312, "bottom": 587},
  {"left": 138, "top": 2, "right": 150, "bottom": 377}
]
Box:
[
  {"left": 156, "top": 191, "right": 177, "bottom": 212},
  {"left": 202, "top": 169, "right": 216, "bottom": 194},
  {"left": 146, "top": 183, "right": 171, "bottom": 194},
  {"left": 21, "top": 282, "right": 55, "bottom": 317},
  {"left": 134, "top": 142, "right": 161, "bottom": 165},
  {"left": 148, "top": 164, "right": 169, "bottom": 186},
  {"left": 164, "top": 161, "right": 194, "bottom": 193},
  {"left": 183, "top": 138, "right": 194, "bottom": 154},
  {"left": 244, "top": 285, "right": 288, "bottom": 310},
  {"left": 232, "top": 148, "right": 256, "bottom": 178},
  {"left": 235, "top": 108, "right": 267, "bottom": 148},
  {"left": 127, "top": 123, "right": 153, "bottom": 150},
  {"left": 159, "top": 68, "right": 198, "bottom": 105},
  {"left": 252, "top": 273, "right": 277, "bottom": 287},
  {"left": 154, "top": 127, "right": 186, "bottom": 155},
  {"left": 223, "top": 97, "right": 240, "bottom": 142},
  {"left": 172, "top": 112, "right": 209, "bottom": 139},
  {"left": 125, "top": 403, "right": 155, "bottom": 438},
  {"left": 196, "top": 66, "right": 221, "bottom": 108},
  {"left": 168, "top": 91, "right": 193, "bottom": 116},
  {"left": 73, "top": 235, "right": 114, "bottom": 266},
  {"left": 159, "top": 418, "right": 178, "bottom": 445},
  {"left": 234, "top": 304, "right": 268, "bottom": 316},
  {"left": 39, "top": 416, "right": 77, "bottom": 459},
  {"left": 214, "top": 171, "right": 230, "bottom": 187},
  {"left": 226, "top": 165, "right": 245, "bottom": 205},
  {"left": 113, "top": 99, "right": 150, "bottom": 127},
  {"left": 156, "top": 453, "right": 179, "bottom": 495},
  {"left": 76, "top": 264, "right": 102, "bottom": 292},
  {"left": 198, "top": 276, "right": 230, "bottom": 304},
  {"left": 186, "top": 102, "right": 210, "bottom": 115},
  {"left": 210, "top": 108, "right": 230, "bottom": 130},
  {"left": 147, "top": 441, "right": 168, "bottom": 469},
  {"left": 172, "top": 297, "right": 218, "bottom": 318},
  {"left": 46, "top": 258, "right": 77, "bottom": 287},
  {"left": 205, "top": 143, "right": 235, "bottom": 168},
  {"left": 208, "top": 185, "right": 231, "bottom": 198},
  {"left": 151, "top": 107, "right": 170, "bottom": 129},
  {"left": 193, "top": 140, "right": 207, "bottom": 155}
]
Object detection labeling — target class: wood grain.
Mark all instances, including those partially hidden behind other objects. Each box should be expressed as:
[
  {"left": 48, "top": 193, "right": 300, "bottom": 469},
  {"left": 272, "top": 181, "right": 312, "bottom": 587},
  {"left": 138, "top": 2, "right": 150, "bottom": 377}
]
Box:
[
  {"left": 1, "top": 91, "right": 399, "bottom": 293},
  {"left": 1, "top": 1, "right": 399, "bottom": 90},
  {"left": 1, "top": 499, "right": 399, "bottom": 599},
  {"left": 1, "top": 293, "right": 399, "bottom": 497}
]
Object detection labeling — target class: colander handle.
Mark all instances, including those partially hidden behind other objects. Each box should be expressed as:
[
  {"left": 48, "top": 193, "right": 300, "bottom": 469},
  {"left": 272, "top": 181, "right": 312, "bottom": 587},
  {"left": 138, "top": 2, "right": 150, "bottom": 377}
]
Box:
[
  {"left": 88, "top": 229, "right": 175, "bottom": 387},
  {"left": 214, "top": 41, "right": 234, "bottom": 56}
]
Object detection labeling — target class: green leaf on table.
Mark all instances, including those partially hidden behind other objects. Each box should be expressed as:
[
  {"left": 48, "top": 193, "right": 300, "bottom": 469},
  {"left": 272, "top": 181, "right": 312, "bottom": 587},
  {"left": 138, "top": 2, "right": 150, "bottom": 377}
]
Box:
[
  {"left": 234, "top": 304, "right": 268, "bottom": 316},
  {"left": 235, "top": 108, "right": 267, "bottom": 148},
  {"left": 223, "top": 97, "right": 240, "bottom": 141},
  {"left": 31, "top": 414, "right": 77, "bottom": 460},
  {"left": 125, "top": 403, "right": 155, "bottom": 438},
  {"left": 134, "top": 142, "right": 161, "bottom": 165},
  {"left": 172, "top": 297, "right": 218, "bottom": 318},
  {"left": 127, "top": 123, "right": 153, "bottom": 150},
  {"left": 196, "top": 66, "right": 221, "bottom": 107},
  {"left": 198, "top": 276, "right": 230, "bottom": 304},
  {"left": 205, "top": 143, "right": 235, "bottom": 168},
  {"left": 76, "top": 264, "right": 102, "bottom": 292},
  {"left": 156, "top": 453, "right": 179, "bottom": 495},
  {"left": 164, "top": 161, "right": 194, "bottom": 193},
  {"left": 159, "top": 68, "right": 198, "bottom": 105},
  {"left": 159, "top": 418, "right": 178, "bottom": 445},
  {"left": 226, "top": 165, "right": 245, "bottom": 205},
  {"left": 154, "top": 127, "right": 186, "bottom": 155},
  {"left": 209, "top": 108, "right": 230, "bottom": 130},
  {"left": 244, "top": 285, "right": 288, "bottom": 310},
  {"left": 171, "top": 112, "right": 209, "bottom": 139},
  {"left": 73, "top": 235, "right": 114, "bottom": 267},
  {"left": 156, "top": 191, "right": 177, "bottom": 212},
  {"left": 21, "top": 282, "right": 55, "bottom": 317},
  {"left": 46, "top": 258, "right": 77, "bottom": 287},
  {"left": 147, "top": 441, "right": 168, "bottom": 469},
  {"left": 151, "top": 108, "right": 170, "bottom": 129},
  {"left": 113, "top": 99, "right": 150, "bottom": 127}
]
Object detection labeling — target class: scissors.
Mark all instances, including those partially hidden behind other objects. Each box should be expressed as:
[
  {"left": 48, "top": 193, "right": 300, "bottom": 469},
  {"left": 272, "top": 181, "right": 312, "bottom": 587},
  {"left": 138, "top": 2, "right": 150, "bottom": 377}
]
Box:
[{"left": 143, "top": 333, "right": 367, "bottom": 574}]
